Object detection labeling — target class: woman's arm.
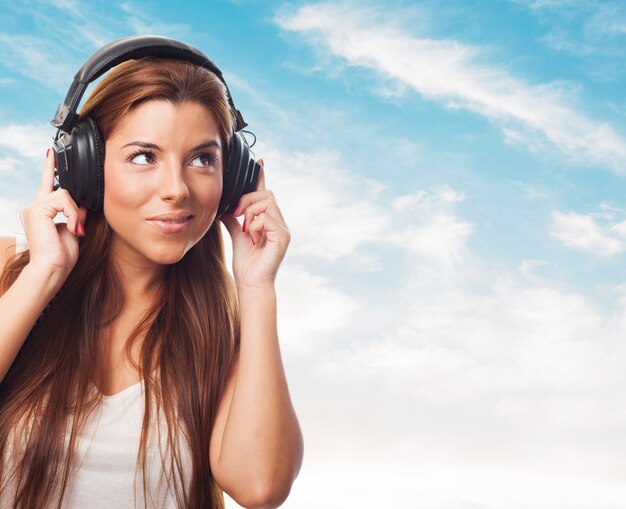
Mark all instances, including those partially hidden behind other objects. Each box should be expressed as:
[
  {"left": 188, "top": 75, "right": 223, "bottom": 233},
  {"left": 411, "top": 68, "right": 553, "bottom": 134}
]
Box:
[
  {"left": 0, "top": 149, "right": 86, "bottom": 384},
  {"left": 209, "top": 285, "right": 303, "bottom": 509},
  {"left": 212, "top": 160, "right": 303, "bottom": 508}
]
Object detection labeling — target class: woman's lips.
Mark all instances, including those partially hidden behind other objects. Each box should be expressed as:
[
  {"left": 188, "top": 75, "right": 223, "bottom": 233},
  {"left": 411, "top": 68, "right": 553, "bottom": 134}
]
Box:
[{"left": 147, "top": 217, "right": 193, "bottom": 233}]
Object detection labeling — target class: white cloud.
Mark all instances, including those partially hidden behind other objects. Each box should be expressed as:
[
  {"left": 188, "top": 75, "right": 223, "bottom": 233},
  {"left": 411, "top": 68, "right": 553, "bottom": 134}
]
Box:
[
  {"left": 214, "top": 135, "right": 626, "bottom": 507},
  {"left": 288, "top": 265, "right": 626, "bottom": 508},
  {"left": 0, "top": 34, "right": 75, "bottom": 92},
  {"left": 245, "top": 141, "right": 475, "bottom": 274},
  {"left": 0, "top": 196, "right": 25, "bottom": 237},
  {"left": 215, "top": 134, "right": 626, "bottom": 506},
  {"left": 516, "top": 0, "right": 583, "bottom": 9},
  {"left": 0, "top": 123, "right": 52, "bottom": 235},
  {"left": 219, "top": 141, "right": 475, "bottom": 364},
  {"left": 518, "top": 0, "right": 626, "bottom": 62},
  {"left": 0, "top": 157, "right": 22, "bottom": 176},
  {"left": 519, "top": 258, "right": 550, "bottom": 281},
  {"left": 550, "top": 210, "right": 626, "bottom": 255},
  {"left": 275, "top": 2, "right": 626, "bottom": 172},
  {"left": 274, "top": 265, "right": 360, "bottom": 356},
  {"left": 39, "top": 0, "right": 116, "bottom": 47},
  {"left": 119, "top": 2, "right": 192, "bottom": 38},
  {"left": 265, "top": 459, "right": 626, "bottom": 509},
  {"left": 252, "top": 143, "right": 390, "bottom": 263},
  {"left": 388, "top": 186, "right": 474, "bottom": 270},
  {"left": 0, "top": 123, "right": 54, "bottom": 160}
]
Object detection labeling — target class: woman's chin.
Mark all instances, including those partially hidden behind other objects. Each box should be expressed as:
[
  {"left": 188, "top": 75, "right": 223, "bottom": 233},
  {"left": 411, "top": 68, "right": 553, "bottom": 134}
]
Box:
[
  {"left": 154, "top": 252, "right": 187, "bottom": 266},
  {"left": 145, "top": 244, "right": 190, "bottom": 266}
]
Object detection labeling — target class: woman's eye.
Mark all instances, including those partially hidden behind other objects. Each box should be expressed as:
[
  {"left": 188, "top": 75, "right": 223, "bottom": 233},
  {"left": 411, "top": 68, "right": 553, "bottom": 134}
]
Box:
[
  {"left": 129, "top": 151, "right": 155, "bottom": 165},
  {"left": 190, "top": 153, "right": 218, "bottom": 168}
]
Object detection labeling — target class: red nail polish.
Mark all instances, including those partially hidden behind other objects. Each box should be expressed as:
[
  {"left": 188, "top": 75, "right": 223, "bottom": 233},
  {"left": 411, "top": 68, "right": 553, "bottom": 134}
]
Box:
[
  {"left": 232, "top": 205, "right": 240, "bottom": 216},
  {"left": 242, "top": 218, "right": 247, "bottom": 233},
  {"left": 79, "top": 223, "right": 85, "bottom": 236},
  {"left": 46, "top": 148, "right": 50, "bottom": 158}
]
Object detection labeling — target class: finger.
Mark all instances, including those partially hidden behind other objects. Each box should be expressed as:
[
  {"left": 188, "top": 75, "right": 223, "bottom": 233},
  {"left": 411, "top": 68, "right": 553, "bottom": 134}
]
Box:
[
  {"left": 231, "top": 190, "right": 274, "bottom": 217},
  {"left": 39, "top": 189, "right": 82, "bottom": 235},
  {"left": 255, "top": 159, "right": 265, "bottom": 192},
  {"left": 247, "top": 214, "right": 263, "bottom": 246},
  {"left": 37, "top": 147, "right": 56, "bottom": 199},
  {"left": 61, "top": 197, "right": 82, "bottom": 236},
  {"left": 241, "top": 196, "right": 286, "bottom": 236},
  {"left": 247, "top": 212, "right": 290, "bottom": 248}
]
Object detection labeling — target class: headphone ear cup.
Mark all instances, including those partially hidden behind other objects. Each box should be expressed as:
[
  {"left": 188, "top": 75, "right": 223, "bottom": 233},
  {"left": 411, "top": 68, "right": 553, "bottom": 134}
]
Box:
[
  {"left": 53, "top": 116, "right": 104, "bottom": 212},
  {"left": 77, "top": 116, "right": 105, "bottom": 211},
  {"left": 217, "top": 131, "right": 261, "bottom": 219}
]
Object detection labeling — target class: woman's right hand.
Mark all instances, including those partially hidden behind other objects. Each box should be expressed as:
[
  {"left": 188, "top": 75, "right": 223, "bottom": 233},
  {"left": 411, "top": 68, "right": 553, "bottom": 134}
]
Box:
[{"left": 19, "top": 147, "right": 87, "bottom": 280}]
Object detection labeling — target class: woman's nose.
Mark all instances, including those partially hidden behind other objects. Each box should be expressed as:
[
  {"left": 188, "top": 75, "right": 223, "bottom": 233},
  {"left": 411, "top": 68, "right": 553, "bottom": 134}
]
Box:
[{"left": 158, "top": 164, "right": 190, "bottom": 203}]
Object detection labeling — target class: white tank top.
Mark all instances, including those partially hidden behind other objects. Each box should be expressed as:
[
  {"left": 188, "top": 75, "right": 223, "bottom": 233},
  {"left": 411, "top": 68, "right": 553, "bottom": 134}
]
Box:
[
  {"left": 2, "top": 238, "right": 193, "bottom": 508},
  {"left": 1, "top": 379, "right": 193, "bottom": 508},
  {"left": 63, "top": 378, "right": 193, "bottom": 509}
]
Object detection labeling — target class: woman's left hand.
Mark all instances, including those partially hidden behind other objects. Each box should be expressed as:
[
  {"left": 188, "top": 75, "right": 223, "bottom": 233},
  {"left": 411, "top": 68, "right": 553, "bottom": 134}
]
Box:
[{"left": 219, "top": 160, "right": 290, "bottom": 291}]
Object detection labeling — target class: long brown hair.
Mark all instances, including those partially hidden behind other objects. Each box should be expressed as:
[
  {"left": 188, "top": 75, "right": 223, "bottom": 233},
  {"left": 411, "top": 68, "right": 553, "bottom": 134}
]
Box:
[{"left": 0, "top": 57, "right": 241, "bottom": 508}]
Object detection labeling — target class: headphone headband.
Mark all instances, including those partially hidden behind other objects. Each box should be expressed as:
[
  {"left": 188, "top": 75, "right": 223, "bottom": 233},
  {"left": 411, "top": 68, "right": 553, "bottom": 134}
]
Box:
[{"left": 50, "top": 34, "right": 247, "bottom": 134}]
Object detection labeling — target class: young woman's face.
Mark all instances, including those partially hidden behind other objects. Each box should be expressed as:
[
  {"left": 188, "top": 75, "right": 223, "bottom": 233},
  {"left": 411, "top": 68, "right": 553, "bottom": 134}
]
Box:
[{"left": 103, "top": 99, "right": 223, "bottom": 266}]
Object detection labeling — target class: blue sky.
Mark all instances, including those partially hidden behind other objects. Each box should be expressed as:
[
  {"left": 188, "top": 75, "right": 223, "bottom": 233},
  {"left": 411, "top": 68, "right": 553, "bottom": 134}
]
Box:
[{"left": 2, "top": 0, "right": 626, "bottom": 507}]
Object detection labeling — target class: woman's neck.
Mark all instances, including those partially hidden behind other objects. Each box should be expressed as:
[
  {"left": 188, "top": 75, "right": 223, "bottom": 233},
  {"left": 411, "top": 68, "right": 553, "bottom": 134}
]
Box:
[{"left": 108, "top": 238, "right": 166, "bottom": 305}]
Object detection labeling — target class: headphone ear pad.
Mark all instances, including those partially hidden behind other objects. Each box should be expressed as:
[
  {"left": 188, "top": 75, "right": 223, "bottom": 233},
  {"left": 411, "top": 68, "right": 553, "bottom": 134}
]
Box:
[
  {"left": 217, "top": 131, "right": 261, "bottom": 218},
  {"left": 54, "top": 116, "right": 105, "bottom": 212},
  {"left": 78, "top": 116, "right": 105, "bottom": 211}
]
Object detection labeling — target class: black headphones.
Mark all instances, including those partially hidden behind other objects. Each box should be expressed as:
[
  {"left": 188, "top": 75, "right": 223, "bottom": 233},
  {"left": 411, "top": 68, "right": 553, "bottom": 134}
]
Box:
[{"left": 50, "top": 35, "right": 260, "bottom": 218}]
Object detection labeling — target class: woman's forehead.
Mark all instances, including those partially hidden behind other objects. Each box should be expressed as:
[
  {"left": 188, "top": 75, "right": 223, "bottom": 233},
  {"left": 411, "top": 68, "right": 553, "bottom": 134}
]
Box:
[{"left": 109, "top": 100, "right": 221, "bottom": 146}]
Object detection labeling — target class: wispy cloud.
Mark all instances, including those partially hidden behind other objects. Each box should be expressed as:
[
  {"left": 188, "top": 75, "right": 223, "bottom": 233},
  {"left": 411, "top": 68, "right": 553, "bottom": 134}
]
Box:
[
  {"left": 0, "top": 0, "right": 191, "bottom": 97},
  {"left": 550, "top": 209, "right": 626, "bottom": 255},
  {"left": 119, "top": 2, "right": 192, "bottom": 38},
  {"left": 0, "top": 123, "right": 53, "bottom": 160},
  {"left": 0, "top": 196, "right": 25, "bottom": 237},
  {"left": 38, "top": 0, "right": 116, "bottom": 48},
  {"left": 517, "top": 0, "right": 626, "bottom": 60},
  {"left": 0, "top": 0, "right": 121, "bottom": 93},
  {"left": 0, "top": 122, "right": 56, "bottom": 235},
  {"left": 516, "top": 0, "right": 583, "bottom": 9},
  {"left": 0, "top": 156, "right": 23, "bottom": 177},
  {"left": 295, "top": 246, "right": 626, "bottom": 507},
  {"left": 252, "top": 144, "right": 389, "bottom": 263},
  {"left": 243, "top": 141, "right": 475, "bottom": 279},
  {"left": 0, "top": 34, "right": 75, "bottom": 92},
  {"left": 389, "top": 186, "right": 474, "bottom": 270},
  {"left": 275, "top": 1, "right": 626, "bottom": 172}
]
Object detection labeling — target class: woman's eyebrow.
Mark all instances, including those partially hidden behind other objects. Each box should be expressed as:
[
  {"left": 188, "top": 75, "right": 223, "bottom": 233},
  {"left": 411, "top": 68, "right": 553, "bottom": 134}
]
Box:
[
  {"left": 121, "top": 140, "right": 221, "bottom": 151},
  {"left": 190, "top": 140, "right": 221, "bottom": 151}
]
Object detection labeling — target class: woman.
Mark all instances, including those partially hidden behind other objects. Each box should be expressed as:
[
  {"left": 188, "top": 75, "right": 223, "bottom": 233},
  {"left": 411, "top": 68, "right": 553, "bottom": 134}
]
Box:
[{"left": 0, "top": 54, "right": 303, "bottom": 508}]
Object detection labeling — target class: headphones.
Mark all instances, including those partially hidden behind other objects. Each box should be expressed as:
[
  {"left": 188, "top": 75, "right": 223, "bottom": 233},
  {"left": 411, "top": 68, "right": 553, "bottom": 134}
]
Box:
[{"left": 50, "top": 35, "right": 260, "bottom": 218}]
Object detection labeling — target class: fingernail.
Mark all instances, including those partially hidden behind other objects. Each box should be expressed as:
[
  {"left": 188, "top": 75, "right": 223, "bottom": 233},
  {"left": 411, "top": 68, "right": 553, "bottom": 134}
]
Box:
[
  {"left": 242, "top": 218, "right": 247, "bottom": 233},
  {"left": 78, "top": 223, "right": 85, "bottom": 236},
  {"left": 232, "top": 205, "right": 240, "bottom": 216},
  {"left": 46, "top": 148, "right": 50, "bottom": 158}
]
